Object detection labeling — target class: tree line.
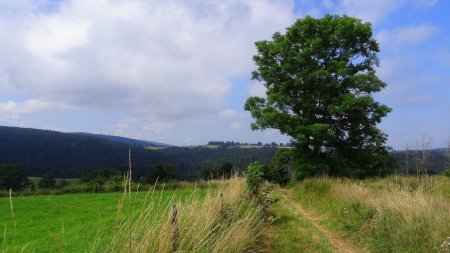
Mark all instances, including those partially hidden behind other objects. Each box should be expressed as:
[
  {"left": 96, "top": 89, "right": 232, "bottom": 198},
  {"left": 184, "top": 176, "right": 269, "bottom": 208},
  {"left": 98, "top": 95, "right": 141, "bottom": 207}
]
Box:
[
  {"left": 207, "top": 141, "right": 293, "bottom": 147},
  {"left": 0, "top": 161, "right": 237, "bottom": 192}
]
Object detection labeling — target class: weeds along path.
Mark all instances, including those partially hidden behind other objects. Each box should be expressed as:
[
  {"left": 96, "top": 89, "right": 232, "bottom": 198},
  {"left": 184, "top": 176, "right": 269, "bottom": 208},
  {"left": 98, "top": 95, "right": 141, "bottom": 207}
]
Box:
[{"left": 277, "top": 189, "right": 365, "bottom": 253}]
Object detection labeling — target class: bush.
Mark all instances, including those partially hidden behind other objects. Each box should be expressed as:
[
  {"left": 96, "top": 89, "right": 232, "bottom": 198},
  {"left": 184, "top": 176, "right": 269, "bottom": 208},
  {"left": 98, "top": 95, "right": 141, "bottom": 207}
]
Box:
[
  {"left": 246, "top": 162, "right": 264, "bottom": 194},
  {"left": 443, "top": 168, "right": 450, "bottom": 177},
  {"left": 80, "top": 168, "right": 122, "bottom": 183},
  {"left": 266, "top": 149, "right": 297, "bottom": 185},
  {"left": 39, "top": 172, "right": 56, "bottom": 189}
]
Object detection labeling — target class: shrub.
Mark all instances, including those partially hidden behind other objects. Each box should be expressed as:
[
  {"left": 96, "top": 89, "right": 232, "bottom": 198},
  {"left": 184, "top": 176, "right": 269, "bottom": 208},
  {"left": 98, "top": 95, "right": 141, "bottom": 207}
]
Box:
[
  {"left": 246, "top": 162, "right": 264, "bottom": 194},
  {"left": 80, "top": 168, "right": 122, "bottom": 183},
  {"left": 266, "top": 149, "right": 297, "bottom": 185},
  {"left": 443, "top": 168, "right": 450, "bottom": 177},
  {"left": 39, "top": 172, "right": 56, "bottom": 189}
]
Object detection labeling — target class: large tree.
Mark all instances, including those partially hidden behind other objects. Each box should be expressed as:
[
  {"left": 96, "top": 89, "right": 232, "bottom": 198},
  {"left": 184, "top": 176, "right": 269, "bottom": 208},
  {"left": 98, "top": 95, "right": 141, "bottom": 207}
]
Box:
[{"left": 245, "top": 15, "right": 393, "bottom": 178}]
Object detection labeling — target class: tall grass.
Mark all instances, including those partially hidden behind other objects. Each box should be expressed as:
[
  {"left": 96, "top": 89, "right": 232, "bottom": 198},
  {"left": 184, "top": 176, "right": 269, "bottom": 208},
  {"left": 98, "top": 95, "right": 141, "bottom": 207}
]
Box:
[
  {"left": 95, "top": 175, "right": 264, "bottom": 252},
  {"left": 294, "top": 176, "right": 450, "bottom": 253}
]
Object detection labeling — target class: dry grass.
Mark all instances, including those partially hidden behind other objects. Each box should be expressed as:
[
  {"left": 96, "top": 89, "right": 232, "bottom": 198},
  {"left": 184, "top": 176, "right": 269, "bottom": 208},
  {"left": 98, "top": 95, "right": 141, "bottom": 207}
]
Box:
[
  {"left": 305, "top": 176, "right": 450, "bottom": 252},
  {"left": 98, "top": 175, "right": 264, "bottom": 253}
]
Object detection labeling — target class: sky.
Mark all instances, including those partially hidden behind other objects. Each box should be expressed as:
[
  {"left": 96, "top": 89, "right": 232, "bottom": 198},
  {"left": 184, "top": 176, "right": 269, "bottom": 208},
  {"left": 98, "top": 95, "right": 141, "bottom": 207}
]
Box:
[{"left": 0, "top": 0, "right": 449, "bottom": 149}]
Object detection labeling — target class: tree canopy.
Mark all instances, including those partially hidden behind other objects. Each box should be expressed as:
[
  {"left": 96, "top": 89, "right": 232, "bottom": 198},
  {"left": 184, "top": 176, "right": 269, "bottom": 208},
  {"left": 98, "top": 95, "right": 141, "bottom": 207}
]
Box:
[
  {"left": 244, "top": 15, "right": 394, "bottom": 177},
  {"left": 0, "top": 164, "right": 31, "bottom": 190}
]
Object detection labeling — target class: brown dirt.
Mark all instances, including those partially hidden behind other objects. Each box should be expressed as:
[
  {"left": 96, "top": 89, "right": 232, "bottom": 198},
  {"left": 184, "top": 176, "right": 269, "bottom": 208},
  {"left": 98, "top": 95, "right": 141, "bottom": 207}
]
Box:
[{"left": 279, "top": 189, "right": 368, "bottom": 253}]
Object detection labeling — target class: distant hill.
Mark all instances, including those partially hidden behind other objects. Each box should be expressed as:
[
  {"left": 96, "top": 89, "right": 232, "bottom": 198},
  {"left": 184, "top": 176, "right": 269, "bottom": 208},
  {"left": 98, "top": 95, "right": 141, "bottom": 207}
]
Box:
[
  {"left": 74, "top": 132, "right": 172, "bottom": 148},
  {"left": 0, "top": 126, "right": 276, "bottom": 179},
  {"left": 0, "top": 126, "right": 168, "bottom": 177}
]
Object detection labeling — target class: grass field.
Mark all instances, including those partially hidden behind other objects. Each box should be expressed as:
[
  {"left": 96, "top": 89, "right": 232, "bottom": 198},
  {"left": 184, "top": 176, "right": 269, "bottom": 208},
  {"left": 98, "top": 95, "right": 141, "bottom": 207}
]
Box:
[
  {"left": 0, "top": 190, "right": 196, "bottom": 252},
  {"left": 1, "top": 177, "right": 264, "bottom": 253},
  {"left": 3, "top": 175, "right": 448, "bottom": 252}
]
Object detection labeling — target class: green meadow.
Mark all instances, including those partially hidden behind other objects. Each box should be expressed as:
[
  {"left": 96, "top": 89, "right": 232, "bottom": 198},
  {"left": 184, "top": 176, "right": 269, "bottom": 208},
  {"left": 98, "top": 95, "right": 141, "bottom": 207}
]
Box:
[{"left": 0, "top": 189, "right": 198, "bottom": 252}]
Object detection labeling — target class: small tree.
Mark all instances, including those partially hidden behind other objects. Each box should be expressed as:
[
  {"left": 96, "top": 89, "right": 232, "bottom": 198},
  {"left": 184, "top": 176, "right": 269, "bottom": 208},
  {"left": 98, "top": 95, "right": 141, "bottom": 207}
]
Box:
[
  {"left": 39, "top": 172, "right": 56, "bottom": 189},
  {"left": 411, "top": 135, "right": 432, "bottom": 176},
  {"left": 0, "top": 164, "right": 29, "bottom": 190},
  {"left": 246, "top": 162, "right": 264, "bottom": 194},
  {"left": 244, "top": 15, "right": 393, "bottom": 178}
]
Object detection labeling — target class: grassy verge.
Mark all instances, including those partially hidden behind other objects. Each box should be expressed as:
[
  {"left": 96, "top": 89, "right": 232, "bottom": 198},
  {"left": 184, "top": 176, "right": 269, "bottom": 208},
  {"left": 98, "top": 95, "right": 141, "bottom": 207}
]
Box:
[
  {"left": 291, "top": 176, "right": 450, "bottom": 253},
  {"left": 102, "top": 176, "right": 264, "bottom": 252}
]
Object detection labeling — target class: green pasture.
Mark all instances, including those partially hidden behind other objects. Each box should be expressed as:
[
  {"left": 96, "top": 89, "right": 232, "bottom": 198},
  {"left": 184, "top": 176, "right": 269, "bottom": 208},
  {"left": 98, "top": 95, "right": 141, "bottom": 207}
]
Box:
[{"left": 0, "top": 189, "right": 199, "bottom": 252}]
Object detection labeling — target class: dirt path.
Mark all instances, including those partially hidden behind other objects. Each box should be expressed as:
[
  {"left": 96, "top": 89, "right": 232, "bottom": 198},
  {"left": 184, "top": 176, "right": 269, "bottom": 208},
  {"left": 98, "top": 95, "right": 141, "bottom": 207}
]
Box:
[{"left": 278, "top": 189, "right": 366, "bottom": 253}]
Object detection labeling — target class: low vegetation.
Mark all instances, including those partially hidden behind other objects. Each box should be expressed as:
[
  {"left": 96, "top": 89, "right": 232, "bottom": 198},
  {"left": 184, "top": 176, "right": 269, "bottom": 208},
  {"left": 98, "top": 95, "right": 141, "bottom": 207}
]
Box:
[
  {"left": 1, "top": 176, "right": 265, "bottom": 252},
  {"left": 103, "top": 176, "right": 264, "bottom": 252},
  {"left": 290, "top": 176, "right": 450, "bottom": 253}
]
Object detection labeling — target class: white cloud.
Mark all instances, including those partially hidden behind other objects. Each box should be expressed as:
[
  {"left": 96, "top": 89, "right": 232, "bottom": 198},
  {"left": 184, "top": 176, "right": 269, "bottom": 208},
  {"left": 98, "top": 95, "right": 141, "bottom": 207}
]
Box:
[
  {"left": 142, "top": 121, "right": 174, "bottom": 134},
  {"left": 25, "top": 16, "right": 89, "bottom": 56},
  {"left": 0, "top": 99, "right": 73, "bottom": 126},
  {"left": 115, "top": 117, "right": 136, "bottom": 130},
  {"left": 376, "top": 24, "right": 437, "bottom": 49},
  {"left": 219, "top": 109, "right": 238, "bottom": 119},
  {"left": 324, "top": 0, "right": 437, "bottom": 24},
  {"left": 0, "top": 99, "right": 62, "bottom": 114},
  {"left": 0, "top": 114, "right": 21, "bottom": 126},
  {"left": 229, "top": 122, "right": 242, "bottom": 129},
  {"left": 0, "top": 0, "right": 296, "bottom": 127},
  {"left": 324, "top": 0, "right": 405, "bottom": 24},
  {"left": 0, "top": 98, "right": 73, "bottom": 125}
]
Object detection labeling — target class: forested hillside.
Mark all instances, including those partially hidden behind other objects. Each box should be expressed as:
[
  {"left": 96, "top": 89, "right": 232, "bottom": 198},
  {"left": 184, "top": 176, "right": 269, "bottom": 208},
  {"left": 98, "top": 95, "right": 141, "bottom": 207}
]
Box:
[
  {"left": 0, "top": 126, "right": 276, "bottom": 179},
  {"left": 74, "top": 132, "right": 171, "bottom": 148}
]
